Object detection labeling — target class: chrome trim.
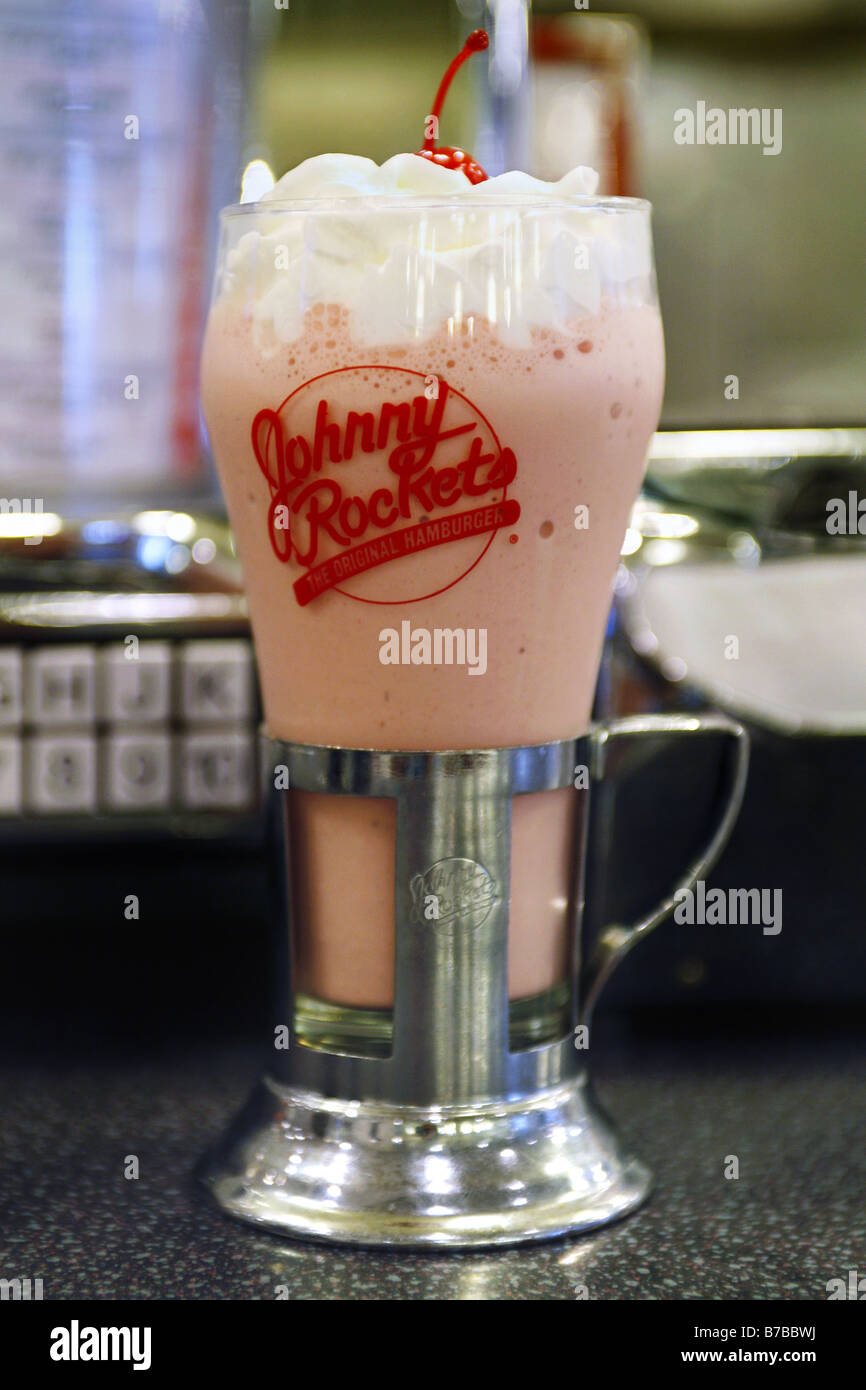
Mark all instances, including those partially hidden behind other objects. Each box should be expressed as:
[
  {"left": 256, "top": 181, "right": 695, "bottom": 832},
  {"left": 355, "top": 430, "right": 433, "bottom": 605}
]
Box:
[{"left": 199, "top": 715, "right": 748, "bottom": 1247}]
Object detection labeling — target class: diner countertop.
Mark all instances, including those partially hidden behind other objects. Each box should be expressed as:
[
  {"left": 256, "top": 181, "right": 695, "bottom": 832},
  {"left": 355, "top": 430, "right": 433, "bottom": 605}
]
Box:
[{"left": 1, "top": 1022, "right": 863, "bottom": 1301}]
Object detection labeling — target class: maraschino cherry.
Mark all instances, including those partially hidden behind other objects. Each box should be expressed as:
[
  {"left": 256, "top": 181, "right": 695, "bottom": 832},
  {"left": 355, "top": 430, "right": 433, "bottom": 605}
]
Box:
[{"left": 414, "top": 30, "right": 489, "bottom": 184}]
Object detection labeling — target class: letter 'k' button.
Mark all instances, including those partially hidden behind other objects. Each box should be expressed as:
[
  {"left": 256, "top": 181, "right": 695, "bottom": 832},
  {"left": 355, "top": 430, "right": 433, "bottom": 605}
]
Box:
[{"left": 180, "top": 640, "right": 254, "bottom": 724}]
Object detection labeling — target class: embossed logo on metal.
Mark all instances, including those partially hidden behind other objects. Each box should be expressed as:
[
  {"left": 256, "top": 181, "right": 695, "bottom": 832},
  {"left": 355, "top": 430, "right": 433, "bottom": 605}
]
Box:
[{"left": 409, "top": 856, "right": 497, "bottom": 931}]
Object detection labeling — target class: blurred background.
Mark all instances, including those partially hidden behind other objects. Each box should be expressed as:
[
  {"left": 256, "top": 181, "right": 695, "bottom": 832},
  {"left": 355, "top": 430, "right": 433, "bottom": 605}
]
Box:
[{"left": 0, "top": 0, "right": 864, "bottom": 1057}]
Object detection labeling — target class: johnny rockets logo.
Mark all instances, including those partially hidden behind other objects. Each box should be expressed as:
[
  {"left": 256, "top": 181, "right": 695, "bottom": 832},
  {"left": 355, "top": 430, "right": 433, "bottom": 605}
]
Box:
[{"left": 250, "top": 365, "right": 520, "bottom": 606}]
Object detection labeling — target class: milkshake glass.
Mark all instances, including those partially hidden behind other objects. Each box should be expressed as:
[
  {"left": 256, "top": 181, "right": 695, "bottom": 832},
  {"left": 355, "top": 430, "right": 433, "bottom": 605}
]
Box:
[
  {"left": 198, "top": 152, "right": 749, "bottom": 1246},
  {"left": 202, "top": 153, "right": 664, "bottom": 1047}
]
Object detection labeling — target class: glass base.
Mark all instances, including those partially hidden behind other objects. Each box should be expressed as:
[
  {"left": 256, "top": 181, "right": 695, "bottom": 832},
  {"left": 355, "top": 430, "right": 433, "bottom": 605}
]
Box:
[
  {"left": 293, "top": 982, "right": 570, "bottom": 1057},
  {"left": 197, "top": 1070, "right": 651, "bottom": 1249}
]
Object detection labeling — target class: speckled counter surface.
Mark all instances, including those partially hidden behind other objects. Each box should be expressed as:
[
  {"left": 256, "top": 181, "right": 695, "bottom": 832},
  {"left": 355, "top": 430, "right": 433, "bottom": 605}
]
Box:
[{"left": 1, "top": 1029, "right": 863, "bottom": 1301}]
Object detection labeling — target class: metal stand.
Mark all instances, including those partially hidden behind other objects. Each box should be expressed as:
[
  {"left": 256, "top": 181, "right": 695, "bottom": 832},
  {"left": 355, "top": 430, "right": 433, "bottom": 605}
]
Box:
[{"left": 199, "top": 718, "right": 748, "bottom": 1247}]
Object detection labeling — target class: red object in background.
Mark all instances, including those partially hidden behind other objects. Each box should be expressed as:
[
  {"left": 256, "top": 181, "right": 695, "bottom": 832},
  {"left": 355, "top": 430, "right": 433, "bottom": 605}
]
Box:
[{"left": 531, "top": 16, "right": 644, "bottom": 197}]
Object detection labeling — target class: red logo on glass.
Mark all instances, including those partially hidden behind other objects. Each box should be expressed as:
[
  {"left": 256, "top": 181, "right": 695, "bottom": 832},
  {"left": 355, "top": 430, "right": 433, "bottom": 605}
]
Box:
[{"left": 250, "top": 366, "right": 520, "bottom": 606}]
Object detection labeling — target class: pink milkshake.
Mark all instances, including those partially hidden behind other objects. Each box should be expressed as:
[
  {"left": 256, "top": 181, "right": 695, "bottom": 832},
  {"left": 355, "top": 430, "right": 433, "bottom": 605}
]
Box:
[{"left": 201, "top": 142, "right": 664, "bottom": 1029}]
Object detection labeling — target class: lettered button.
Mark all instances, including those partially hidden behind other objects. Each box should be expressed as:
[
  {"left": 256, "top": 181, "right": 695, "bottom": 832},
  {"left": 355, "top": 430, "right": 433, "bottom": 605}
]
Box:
[
  {"left": 27, "top": 734, "right": 98, "bottom": 812},
  {"left": 26, "top": 645, "right": 97, "bottom": 726},
  {"left": 0, "top": 649, "right": 23, "bottom": 728},
  {"left": 101, "top": 641, "right": 172, "bottom": 724},
  {"left": 0, "top": 736, "right": 23, "bottom": 813},
  {"left": 179, "top": 730, "right": 255, "bottom": 809},
  {"left": 104, "top": 732, "right": 172, "bottom": 810},
  {"left": 179, "top": 640, "right": 253, "bottom": 724}
]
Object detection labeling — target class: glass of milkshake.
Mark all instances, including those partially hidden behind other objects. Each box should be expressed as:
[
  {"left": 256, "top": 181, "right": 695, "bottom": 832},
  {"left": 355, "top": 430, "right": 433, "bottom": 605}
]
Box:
[
  {"left": 202, "top": 156, "right": 667, "bottom": 1029},
  {"left": 198, "top": 35, "right": 748, "bottom": 1245}
]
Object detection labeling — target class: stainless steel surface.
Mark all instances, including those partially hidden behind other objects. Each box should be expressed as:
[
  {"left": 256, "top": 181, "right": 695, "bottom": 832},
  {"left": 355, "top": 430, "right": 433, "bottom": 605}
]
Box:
[
  {"left": 0, "top": 511, "right": 261, "bottom": 838},
  {"left": 199, "top": 1073, "right": 650, "bottom": 1249},
  {"left": 648, "top": 428, "right": 866, "bottom": 531},
  {"left": 618, "top": 463, "right": 866, "bottom": 737},
  {"left": 199, "top": 714, "right": 748, "bottom": 1247},
  {"left": 0, "top": 510, "right": 245, "bottom": 635}
]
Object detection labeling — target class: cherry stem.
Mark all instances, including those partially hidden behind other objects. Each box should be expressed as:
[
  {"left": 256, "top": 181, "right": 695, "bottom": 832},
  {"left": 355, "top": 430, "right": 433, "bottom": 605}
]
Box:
[{"left": 424, "top": 29, "right": 489, "bottom": 151}]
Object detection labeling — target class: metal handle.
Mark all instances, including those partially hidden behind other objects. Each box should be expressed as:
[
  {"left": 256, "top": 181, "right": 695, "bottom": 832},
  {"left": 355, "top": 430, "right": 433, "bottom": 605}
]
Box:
[{"left": 579, "top": 713, "right": 750, "bottom": 1022}]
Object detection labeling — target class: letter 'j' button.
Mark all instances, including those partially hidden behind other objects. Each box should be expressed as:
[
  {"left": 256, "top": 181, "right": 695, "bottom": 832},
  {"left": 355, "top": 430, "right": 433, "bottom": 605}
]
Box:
[
  {"left": 101, "top": 642, "right": 172, "bottom": 724},
  {"left": 179, "top": 640, "right": 254, "bottom": 724},
  {"left": 25, "top": 645, "right": 97, "bottom": 726}
]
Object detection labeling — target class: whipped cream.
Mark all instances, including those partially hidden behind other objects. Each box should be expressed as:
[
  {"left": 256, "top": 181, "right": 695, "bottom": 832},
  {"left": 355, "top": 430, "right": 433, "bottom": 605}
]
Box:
[
  {"left": 260, "top": 151, "right": 601, "bottom": 202},
  {"left": 218, "top": 154, "right": 655, "bottom": 347}
]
